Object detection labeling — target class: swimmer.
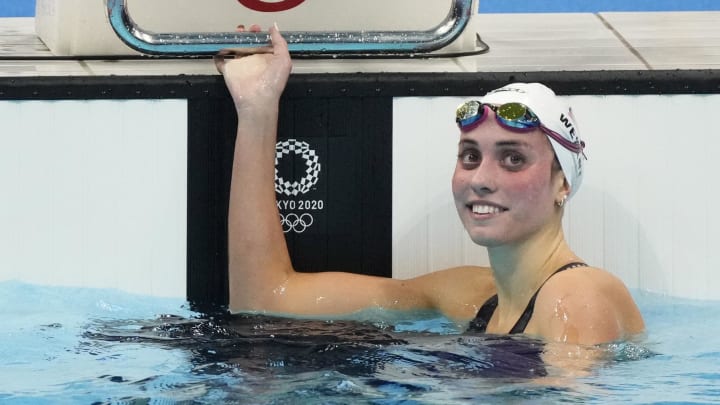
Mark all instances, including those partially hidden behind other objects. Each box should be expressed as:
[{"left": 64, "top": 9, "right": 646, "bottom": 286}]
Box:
[{"left": 218, "top": 25, "right": 644, "bottom": 345}]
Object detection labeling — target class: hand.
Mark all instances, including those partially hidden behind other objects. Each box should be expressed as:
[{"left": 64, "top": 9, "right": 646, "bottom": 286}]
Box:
[{"left": 215, "top": 24, "right": 292, "bottom": 112}]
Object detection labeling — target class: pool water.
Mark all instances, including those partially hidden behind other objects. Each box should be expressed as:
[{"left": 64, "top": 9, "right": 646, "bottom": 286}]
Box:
[{"left": 1, "top": 280, "right": 718, "bottom": 404}]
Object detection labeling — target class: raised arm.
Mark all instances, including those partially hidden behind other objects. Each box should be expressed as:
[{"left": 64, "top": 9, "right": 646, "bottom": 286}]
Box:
[
  {"left": 220, "top": 25, "right": 294, "bottom": 312},
  {"left": 222, "top": 26, "right": 494, "bottom": 319}
]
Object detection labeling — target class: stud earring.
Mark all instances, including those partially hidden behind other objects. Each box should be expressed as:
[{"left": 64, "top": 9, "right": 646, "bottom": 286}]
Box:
[{"left": 556, "top": 195, "right": 568, "bottom": 208}]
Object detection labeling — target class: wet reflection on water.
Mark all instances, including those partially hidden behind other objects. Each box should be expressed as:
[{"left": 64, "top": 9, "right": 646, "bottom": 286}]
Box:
[{"left": 83, "top": 312, "right": 649, "bottom": 403}]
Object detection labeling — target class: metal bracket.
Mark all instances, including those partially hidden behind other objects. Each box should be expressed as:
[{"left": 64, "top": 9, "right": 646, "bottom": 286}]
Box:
[{"left": 105, "top": 0, "right": 475, "bottom": 57}]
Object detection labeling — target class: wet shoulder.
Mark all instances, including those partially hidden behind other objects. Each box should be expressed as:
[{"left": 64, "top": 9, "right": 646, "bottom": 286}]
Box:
[
  {"left": 529, "top": 266, "right": 644, "bottom": 344},
  {"left": 539, "top": 266, "right": 634, "bottom": 305}
]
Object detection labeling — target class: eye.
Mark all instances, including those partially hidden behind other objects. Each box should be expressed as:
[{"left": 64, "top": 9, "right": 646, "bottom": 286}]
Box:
[
  {"left": 457, "top": 149, "right": 480, "bottom": 168},
  {"left": 501, "top": 151, "right": 526, "bottom": 169}
]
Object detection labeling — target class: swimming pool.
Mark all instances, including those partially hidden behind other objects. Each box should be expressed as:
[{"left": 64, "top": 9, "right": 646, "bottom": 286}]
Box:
[{"left": 1, "top": 281, "right": 718, "bottom": 403}]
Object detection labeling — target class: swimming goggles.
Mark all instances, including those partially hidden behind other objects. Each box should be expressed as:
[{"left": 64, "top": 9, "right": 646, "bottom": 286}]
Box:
[{"left": 455, "top": 100, "right": 585, "bottom": 155}]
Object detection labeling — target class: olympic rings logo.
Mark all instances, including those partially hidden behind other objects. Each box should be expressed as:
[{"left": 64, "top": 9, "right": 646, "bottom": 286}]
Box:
[
  {"left": 280, "top": 213, "right": 314, "bottom": 233},
  {"left": 275, "top": 139, "right": 321, "bottom": 196},
  {"left": 237, "top": 0, "right": 306, "bottom": 12}
]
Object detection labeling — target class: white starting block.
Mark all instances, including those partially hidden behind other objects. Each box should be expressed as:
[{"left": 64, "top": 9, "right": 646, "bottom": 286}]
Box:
[
  {"left": 35, "top": 0, "right": 482, "bottom": 57},
  {"left": 35, "top": 0, "right": 484, "bottom": 56}
]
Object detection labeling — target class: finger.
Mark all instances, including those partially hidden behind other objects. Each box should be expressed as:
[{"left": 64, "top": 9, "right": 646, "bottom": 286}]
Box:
[
  {"left": 218, "top": 47, "right": 274, "bottom": 57},
  {"left": 213, "top": 52, "right": 226, "bottom": 75},
  {"left": 268, "top": 23, "right": 288, "bottom": 56}
]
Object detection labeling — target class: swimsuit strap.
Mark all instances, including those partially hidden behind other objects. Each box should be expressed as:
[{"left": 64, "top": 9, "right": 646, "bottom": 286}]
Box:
[
  {"left": 467, "top": 294, "right": 498, "bottom": 332},
  {"left": 469, "top": 262, "right": 587, "bottom": 334},
  {"left": 508, "top": 261, "right": 587, "bottom": 334}
]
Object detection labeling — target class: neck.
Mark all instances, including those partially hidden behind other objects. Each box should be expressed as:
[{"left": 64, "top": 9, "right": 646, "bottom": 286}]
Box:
[{"left": 486, "top": 221, "right": 579, "bottom": 316}]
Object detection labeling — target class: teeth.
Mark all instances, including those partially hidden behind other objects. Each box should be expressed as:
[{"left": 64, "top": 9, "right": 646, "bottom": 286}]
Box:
[{"left": 472, "top": 205, "right": 502, "bottom": 214}]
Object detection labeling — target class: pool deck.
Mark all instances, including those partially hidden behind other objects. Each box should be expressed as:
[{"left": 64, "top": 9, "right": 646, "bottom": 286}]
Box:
[{"left": 0, "top": 12, "right": 719, "bottom": 76}]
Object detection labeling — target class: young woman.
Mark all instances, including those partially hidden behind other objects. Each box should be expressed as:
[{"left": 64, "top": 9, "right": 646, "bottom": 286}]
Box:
[{"left": 218, "top": 25, "right": 644, "bottom": 345}]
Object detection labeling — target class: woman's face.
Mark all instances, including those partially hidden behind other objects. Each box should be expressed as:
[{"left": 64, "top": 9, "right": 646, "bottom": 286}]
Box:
[{"left": 451, "top": 109, "right": 566, "bottom": 247}]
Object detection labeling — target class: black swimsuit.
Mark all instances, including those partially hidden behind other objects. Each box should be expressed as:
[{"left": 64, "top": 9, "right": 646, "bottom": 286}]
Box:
[{"left": 468, "top": 262, "right": 587, "bottom": 334}]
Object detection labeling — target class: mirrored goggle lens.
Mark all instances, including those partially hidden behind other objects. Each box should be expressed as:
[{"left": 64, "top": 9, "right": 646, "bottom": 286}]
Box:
[
  {"left": 495, "top": 103, "right": 539, "bottom": 129},
  {"left": 456, "top": 100, "right": 484, "bottom": 129}
]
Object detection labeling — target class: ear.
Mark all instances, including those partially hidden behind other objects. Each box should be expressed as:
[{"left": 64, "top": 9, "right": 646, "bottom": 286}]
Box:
[{"left": 553, "top": 171, "right": 571, "bottom": 205}]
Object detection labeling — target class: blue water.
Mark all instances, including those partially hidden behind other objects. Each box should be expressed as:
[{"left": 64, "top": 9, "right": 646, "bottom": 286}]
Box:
[
  {"left": 3, "top": 0, "right": 720, "bottom": 17},
  {"left": 0, "top": 280, "right": 719, "bottom": 404}
]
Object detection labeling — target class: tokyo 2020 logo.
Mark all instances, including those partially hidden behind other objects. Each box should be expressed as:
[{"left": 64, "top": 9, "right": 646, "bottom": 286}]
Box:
[
  {"left": 274, "top": 139, "right": 323, "bottom": 234},
  {"left": 237, "top": 0, "right": 306, "bottom": 12}
]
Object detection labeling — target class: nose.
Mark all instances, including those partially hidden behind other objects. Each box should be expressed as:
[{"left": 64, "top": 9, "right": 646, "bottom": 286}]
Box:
[{"left": 469, "top": 159, "right": 498, "bottom": 195}]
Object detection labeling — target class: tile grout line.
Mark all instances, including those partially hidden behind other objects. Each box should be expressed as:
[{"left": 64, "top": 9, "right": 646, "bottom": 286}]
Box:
[{"left": 595, "top": 13, "right": 653, "bottom": 70}]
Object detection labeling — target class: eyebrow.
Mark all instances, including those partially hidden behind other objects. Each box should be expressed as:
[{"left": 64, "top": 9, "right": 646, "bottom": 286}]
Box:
[
  {"left": 458, "top": 139, "right": 531, "bottom": 149},
  {"left": 495, "top": 140, "right": 530, "bottom": 148}
]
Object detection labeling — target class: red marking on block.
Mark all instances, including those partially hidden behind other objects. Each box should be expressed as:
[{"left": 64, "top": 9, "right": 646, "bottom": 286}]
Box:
[{"left": 237, "top": 0, "right": 306, "bottom": 12}]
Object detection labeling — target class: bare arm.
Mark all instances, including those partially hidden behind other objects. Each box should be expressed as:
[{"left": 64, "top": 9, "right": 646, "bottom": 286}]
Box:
[
  {"left": 219, "top": 25, "right": 294, "bottom": 313},
  {"left": 221, "top": 26, "right": 494, "bottom": 318}
]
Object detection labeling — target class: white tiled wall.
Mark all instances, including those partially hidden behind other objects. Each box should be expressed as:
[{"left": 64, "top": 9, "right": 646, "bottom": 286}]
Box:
[
  {"left": 393, "top": 94, "right": 720, "bottom": 300},
  {"left": 0, "top": 99, "right": 187, "bottom": 297}
]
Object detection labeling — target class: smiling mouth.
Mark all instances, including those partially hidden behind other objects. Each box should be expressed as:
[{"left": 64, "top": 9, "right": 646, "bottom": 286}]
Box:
[{"left": 471, "top": 204, "right": 507, "bottom": 215}]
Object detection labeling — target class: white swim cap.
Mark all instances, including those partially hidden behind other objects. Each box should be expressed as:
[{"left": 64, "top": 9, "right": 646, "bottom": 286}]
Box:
[{"left": 480, "top": 82, "right": 586, "bottom": 198}]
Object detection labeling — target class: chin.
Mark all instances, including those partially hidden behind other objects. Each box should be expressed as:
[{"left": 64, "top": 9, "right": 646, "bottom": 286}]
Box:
[{"left": 468, "top": 232, "right": 506, "bottom": 248}]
